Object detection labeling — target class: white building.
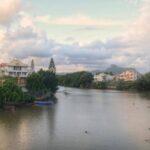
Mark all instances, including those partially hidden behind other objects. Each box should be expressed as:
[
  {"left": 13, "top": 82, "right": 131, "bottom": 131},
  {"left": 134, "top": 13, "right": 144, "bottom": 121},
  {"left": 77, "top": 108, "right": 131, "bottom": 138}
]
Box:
[
  {"left": 94, "top": 73, "right": 114, "bottom": 82},
  {"left": 0, "top": 59, "right": 34, "bottom": 86},
  {"left": 115, "top": 69, "right": 140, "bottom": 81},
  {"left": 6, "top": 59, "right": 30, "bottom": 78},
  {"left": 0, "top": 59, "right": 35, "bottom": 78}
]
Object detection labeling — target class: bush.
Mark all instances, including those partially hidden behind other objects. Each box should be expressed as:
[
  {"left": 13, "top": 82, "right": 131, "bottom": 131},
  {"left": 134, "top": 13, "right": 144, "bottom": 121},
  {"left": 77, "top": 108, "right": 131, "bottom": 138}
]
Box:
[
  {"left": 116, "top": 80, "right": 136, "bottom": 91},
  {"left": 136, "top": 73, "right": 150, "bottom": 91},
  {"left": 0, "top": 78, "right": 34, "bottom": 107},
  {"left": 57, "top": 71, "right": 93, "bottom": 88},
  {"left": 27, "top": 70, "right": 58, "bottom": 97},
  {"left": 93, "top": 81, "right": 108, "bottom": 89}
]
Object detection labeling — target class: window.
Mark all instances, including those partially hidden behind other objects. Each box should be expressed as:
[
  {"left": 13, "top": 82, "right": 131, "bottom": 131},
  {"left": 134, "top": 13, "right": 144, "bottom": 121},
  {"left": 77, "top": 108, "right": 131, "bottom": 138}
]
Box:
[
  {"left": 14, "top": 66, "right": 21, "bottom": 70},
  {"left": 22, "top": 72, "right": 27, "bottom": 75}
]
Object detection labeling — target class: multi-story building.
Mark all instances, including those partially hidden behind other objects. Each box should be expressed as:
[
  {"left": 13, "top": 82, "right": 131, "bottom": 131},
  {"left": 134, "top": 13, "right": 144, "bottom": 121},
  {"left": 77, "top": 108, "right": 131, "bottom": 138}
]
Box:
[
  {"left": 7, "top": 59, "right": 29, "bottom": 78},
  {"left": 94, "top": 73, "right": 114, "bottom": 82},
  {"left": 115, "top": 69, "right": 140, "bottom": 81},
  {"left": 0, "top": 59, "right": 34, "bottom": 86}
]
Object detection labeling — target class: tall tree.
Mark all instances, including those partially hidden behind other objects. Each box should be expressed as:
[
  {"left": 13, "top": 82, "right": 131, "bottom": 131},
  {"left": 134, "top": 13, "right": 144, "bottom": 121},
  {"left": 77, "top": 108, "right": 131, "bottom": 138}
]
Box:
[
  {"left": 31, "top": 59, "right": 35, "bottom": 73},
  {"left": 49, "top": 58, "right": 56, "bottom": 74}
]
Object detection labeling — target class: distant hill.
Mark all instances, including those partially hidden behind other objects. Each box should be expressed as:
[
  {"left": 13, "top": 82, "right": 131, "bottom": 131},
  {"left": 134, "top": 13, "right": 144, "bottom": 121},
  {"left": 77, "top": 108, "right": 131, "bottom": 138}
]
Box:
[{"left": 105, "top": 64, "right": 135, "bottom": 75}]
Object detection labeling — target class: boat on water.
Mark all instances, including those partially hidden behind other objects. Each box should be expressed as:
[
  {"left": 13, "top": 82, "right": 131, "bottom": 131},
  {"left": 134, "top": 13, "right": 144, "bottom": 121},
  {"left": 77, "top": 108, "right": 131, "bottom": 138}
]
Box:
[{"left": 34, "top": 101, "right": 54, "bottom": 106}]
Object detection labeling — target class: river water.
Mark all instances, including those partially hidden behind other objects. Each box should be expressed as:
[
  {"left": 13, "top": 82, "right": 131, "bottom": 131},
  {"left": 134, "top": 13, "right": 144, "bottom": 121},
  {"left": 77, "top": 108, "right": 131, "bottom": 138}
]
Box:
[{"left": 0, "top": 87, "right": 150, "bottom": 150}]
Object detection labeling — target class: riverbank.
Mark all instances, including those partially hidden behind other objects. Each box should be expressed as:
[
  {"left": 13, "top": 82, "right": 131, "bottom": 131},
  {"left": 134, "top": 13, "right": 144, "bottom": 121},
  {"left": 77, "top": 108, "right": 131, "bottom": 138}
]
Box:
[
  {"left": 57, "top": 71, "right": 150, "bottom": 92},
  {"left": 0, "top": 67, "right": 58, "bottom": 109}
]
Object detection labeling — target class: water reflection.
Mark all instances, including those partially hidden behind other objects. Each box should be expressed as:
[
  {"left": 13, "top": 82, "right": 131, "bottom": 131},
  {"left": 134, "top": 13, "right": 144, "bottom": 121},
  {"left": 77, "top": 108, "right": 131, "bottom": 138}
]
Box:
[
  {"left": 0, "top": 88, "right": 150, "bottom": 150},
  {"left": 0, "top": 106, "right": 57, "bottom": 150},
  {"left": 139, "top": 92, "right": 150, "bottom": 100}
]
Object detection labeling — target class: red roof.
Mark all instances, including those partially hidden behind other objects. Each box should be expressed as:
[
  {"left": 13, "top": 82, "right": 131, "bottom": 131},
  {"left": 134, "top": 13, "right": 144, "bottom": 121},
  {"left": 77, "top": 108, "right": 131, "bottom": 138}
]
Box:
[{"left": 0, "top": 63, "right": 8, "bottom": 68}]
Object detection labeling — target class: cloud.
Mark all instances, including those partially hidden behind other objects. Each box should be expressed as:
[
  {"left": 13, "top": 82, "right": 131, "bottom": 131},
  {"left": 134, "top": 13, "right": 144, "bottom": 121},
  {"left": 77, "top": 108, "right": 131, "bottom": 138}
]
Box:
[
  {"left": 0, "top": 0, "right": 22, "bottom": 25},
  {"left": 0, "top": 0, "right": 150, "bottom": 73},
  {"left": 117, "top": 0, "right": 150, "bottom": 71},
  {"left": 35, "top": 14, "right": 128, "bottom": 27},
  {"left": 1, "top": 26, "right": 55, "bottom": 59}
]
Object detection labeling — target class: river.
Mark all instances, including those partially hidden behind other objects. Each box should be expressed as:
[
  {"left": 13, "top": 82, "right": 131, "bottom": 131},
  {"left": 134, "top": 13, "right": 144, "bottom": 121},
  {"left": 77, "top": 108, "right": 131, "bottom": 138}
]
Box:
[{"left": 0, "top": 87, "right": 150, "bottom": 150}]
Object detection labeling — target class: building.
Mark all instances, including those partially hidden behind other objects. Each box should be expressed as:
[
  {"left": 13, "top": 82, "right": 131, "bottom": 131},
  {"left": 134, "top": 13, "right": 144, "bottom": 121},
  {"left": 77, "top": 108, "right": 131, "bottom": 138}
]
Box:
[
  {"left": 0, "top": 59, "right": 34, "bottom": 86},
  {"left": 7, "top": 59, "right": 29, "bottom": 78},
  {"left": 94, "top": 73, "right": 114, "bottom": 82},
  {"left": 0, "top": 63, "right": 8, "bottom": 78},
  {"left": 115, "top": 69, "right": 140, "bottom": 81}
]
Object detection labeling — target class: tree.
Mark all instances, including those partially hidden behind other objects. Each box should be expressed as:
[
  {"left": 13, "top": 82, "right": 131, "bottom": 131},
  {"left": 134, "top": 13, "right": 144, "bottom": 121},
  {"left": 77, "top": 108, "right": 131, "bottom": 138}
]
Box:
[
  {"left": 0, "top": 78, "right": 34, "bottom": 107},
  {"left": 136, "top": 73, "right": 150, "bottom": 91},
  {"left": 93, "top": 81, "right": 108, "bottom": 89},
  {"left": 31, "top": 59, "right": 35, "bottom": 73},
  {"left": 80, "top": 72, "right": 93, "bottom": 88},
  {"left": 26, "top": 73, "right": 46, "bottom": 96},
  {"left": 39, "top": 70, "right": 58, "bottom": 93},
  {"left": 57, "top": 71, "right": 93, "bottom": 88},
  {"left": 116, "top": 80, "right": 136, "bottom": 91},
  {"left": 49, "top": 58, "right": 56, "bottom": 74}
]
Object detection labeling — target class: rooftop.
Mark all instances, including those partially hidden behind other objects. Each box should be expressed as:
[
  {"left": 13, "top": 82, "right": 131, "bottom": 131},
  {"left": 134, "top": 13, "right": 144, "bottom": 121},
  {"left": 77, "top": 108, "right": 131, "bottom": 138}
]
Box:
[{"left": 8, "top": 59, "right": 28, "bottom": 67}]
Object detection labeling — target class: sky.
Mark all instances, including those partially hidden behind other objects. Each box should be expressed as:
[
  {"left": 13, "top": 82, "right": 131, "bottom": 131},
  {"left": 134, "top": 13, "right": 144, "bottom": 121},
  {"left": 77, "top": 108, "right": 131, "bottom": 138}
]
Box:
[{"left": 0, "top": 0, "right": 150, "bottom": 73}]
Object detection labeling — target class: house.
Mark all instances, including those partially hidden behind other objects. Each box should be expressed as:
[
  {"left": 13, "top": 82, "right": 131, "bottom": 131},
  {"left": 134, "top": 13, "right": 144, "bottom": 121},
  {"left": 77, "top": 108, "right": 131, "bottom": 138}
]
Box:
[
  {"left": 115, "top": 69, "right": 140, "bottom": 81},
  {"left": 94, "top": 73, "right": 114, "bottom": 82},
  {"left": 7, "top": 59, "right": 29, "bottom": 78},
  {"left": 0, "top": 59, "right": 34, "bottom": 86}
]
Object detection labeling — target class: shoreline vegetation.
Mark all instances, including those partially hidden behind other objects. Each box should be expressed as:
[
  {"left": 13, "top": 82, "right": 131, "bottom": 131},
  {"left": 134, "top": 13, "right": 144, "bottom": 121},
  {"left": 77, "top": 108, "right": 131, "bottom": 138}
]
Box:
[
  {"left": 57, "top": 71, "right": 150, "bottom": 92},
  {"left": 0, "top": 63, "right": 150, "bottom": 109},
  {"left": 0, "top": 58, "right": 58, "bottom": 109}
]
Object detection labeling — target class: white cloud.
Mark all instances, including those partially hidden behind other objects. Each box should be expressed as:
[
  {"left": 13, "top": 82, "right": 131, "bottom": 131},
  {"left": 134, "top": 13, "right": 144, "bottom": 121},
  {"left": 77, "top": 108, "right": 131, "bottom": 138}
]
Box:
[
  {"left": 0, "top": 0, "right": 21, "bottom": 24},
  {"left": 0, "top": 0, "right": 150, "bottom": 73}
]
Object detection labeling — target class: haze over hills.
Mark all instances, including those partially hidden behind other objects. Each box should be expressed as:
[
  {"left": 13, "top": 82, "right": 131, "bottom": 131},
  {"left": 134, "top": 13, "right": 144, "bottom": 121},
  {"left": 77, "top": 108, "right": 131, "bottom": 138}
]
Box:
[
  {"left": 91, "top": 64, "right": 138, "bottom": 75},
  {"left": 105, "top": 65, "right": 137, "bottom": 75},
  {"left": 57, "top": 64, "right": 139, "bottom": 75}
]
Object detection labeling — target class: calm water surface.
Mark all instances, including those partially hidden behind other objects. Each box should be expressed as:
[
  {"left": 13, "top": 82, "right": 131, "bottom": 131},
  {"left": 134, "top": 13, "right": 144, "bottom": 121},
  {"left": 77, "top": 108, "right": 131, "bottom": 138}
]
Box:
[{"left": 0, "top": 87, "right": 150, "bottom": 150}]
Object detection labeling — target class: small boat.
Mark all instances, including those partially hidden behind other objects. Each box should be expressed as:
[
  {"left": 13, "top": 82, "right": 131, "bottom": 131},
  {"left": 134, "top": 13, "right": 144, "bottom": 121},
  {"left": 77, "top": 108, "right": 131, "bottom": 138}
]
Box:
[
  {"left": 34, "top": 101, "right": 54, "bottom": 106},
  {"left": 64, "top": 90, "right": 69, "bottom": 95}
]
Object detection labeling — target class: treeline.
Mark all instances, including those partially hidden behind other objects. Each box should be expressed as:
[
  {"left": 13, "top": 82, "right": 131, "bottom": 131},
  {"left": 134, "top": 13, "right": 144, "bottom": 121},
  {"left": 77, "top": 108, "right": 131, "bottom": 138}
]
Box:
[
  {"left": 27, "top": 69, "right": 58, "bottom": 97},
  {"left": 113, "top": 73, "right": 150, "bottom": 91},
  {"left": 0, "top": 69, "right": 58, "bottom": 108},
  {"left": 57, "top": 71, "right": 93, "bottom": 88},
  {"left": 26, "top": 58, "right": 58, "bottom": 98},
  {"left": 57, "top": 72, "right": 150, "bottom": 91},
  {"left": 0, "top": 78, "right": 34, "bottom": 108},
  {"left": 93, "top": 73, "right": 150, "bottom": 91}
]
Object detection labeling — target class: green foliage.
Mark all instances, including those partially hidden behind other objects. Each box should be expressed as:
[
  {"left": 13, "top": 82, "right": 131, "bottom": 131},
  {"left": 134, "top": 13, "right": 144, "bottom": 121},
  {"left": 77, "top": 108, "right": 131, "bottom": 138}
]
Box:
[
  {"left": 26, "top": 72, "right": 46, "bottom": 96},
  {"left": 57, "top": 71, "right": 93, "bottom": 88},
  {"left": 38, "top": 70, "right": 58, "bottom": 93},
  {"left": 0, "top": 78, "right": 34, "bottom": 107},
  {"left": 136, "top": 73, "right": 150, "bottom": 91},
  {"left": 93, "top": 81, "right": 108, "bottom": 89},
  {"left": 79, "top": 72, "right": 93, "bottom": 88},
  {"left": 49, "top": 58, "right": 56, "bottom": 73},
  {"left": 116, "top": 80, "right": 136, "bottom": 91},
  {"left": 27, "top": 70, "right": 58, "bottom": 97},
  {"left": 59, "top": 71, "right": 150, "bottom": 92}
]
